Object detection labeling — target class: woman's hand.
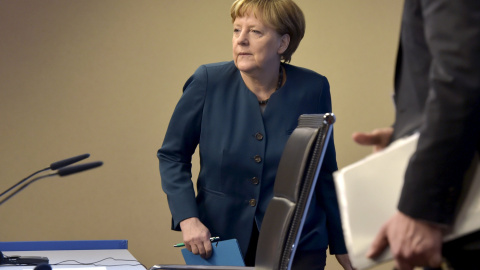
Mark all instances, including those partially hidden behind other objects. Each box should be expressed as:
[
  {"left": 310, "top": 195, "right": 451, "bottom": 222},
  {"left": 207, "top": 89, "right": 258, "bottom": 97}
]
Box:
[
  {"left": 335, "top": 254, "right": 357, "bottom": 270},
  {"left": 352, "top": 127, "right": 393, "bottom": 153},
  {"left": 179, "top": 217, "right": 212, "bottom": 259}
]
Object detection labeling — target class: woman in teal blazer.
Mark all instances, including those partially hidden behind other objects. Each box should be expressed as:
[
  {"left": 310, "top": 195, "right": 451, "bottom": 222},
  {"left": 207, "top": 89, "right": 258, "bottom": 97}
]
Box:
[{"left": 158, "top": 0, "right": 350, "bottom": 269}]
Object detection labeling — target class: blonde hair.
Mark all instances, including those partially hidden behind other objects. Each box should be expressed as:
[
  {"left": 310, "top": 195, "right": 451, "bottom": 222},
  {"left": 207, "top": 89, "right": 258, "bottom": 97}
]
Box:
[{"left": 231, "top": 0, "right": 305, "bottom": 63}]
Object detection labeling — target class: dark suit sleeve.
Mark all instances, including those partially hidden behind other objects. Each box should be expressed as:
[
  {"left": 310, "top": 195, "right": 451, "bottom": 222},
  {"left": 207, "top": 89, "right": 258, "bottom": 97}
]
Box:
[
  {"left": 398, "top": 0, "right": 480, "bottom": 225},
  {"left": 317, "top": 78, "right": 348, "bottom": 254},
  {"left": 157, "top": 65, "right": 207, "bottom": 230}
]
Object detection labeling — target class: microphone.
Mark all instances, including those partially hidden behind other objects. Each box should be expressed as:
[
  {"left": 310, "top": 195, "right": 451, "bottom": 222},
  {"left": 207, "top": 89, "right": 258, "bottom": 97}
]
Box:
[
  {"left": 0, "top": 251, "right": 49, "bottom": 266},
  {"left": 0, "top": 161, "right": 103, "bottom": 206},
  {"left": 0, "top": 157, "right": 101, "bottom": 268},
  {"left": 57, "top": 161, "right": 103, "bottom": 176},
  {"left": 49, "top": 153, "right": 90, "bottom": 170},
  {"left": 0, "top": 153, "right": 90, "bottom": 198}
]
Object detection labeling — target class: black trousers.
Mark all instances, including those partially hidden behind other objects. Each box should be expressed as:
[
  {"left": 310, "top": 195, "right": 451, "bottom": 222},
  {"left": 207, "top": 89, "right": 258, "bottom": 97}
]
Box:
[
  {"left": 443, "top": 230, "right": 480, "bottom": 269},
  {"left": 291, "top": 249, "right": 327, "bottom": 270},
  {"left": 244, "top": 221, "right": 259, "bottom": 267},
  {"left": 424, "top": 230, "right": 480, "bottom": 270}
]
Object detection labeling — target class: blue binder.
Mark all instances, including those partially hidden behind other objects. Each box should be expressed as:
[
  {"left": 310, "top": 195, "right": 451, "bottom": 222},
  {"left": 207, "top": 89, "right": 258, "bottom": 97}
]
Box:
[{"left": 181, "top": 239, "right": 245, "bottom": 266}]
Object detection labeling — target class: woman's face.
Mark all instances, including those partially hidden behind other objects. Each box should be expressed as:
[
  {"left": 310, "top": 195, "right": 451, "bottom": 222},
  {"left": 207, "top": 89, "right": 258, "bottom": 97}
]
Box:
[{"left": 232, "top": 12, "right": 288, "bottom": 75}]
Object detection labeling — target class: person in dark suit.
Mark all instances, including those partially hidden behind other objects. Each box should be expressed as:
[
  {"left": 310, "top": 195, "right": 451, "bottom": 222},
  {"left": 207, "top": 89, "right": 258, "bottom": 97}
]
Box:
[
  {"left": 157, "top": 0, "right": 354, "bottom": 269},
  {"left": 352, "top": 0, "right": 480, "bottom": 269}
]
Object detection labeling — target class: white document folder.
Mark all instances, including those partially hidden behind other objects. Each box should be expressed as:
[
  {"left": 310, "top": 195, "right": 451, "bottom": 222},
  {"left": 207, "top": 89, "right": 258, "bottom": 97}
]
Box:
[{"left": 333, "top": 133, "right": 480, "bottom": 269}]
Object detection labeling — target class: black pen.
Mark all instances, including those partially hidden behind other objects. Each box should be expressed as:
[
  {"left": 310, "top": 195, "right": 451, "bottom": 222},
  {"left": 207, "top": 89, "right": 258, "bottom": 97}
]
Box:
[{"left": 173, "top": 236, "right": 220, "bottom": 247}]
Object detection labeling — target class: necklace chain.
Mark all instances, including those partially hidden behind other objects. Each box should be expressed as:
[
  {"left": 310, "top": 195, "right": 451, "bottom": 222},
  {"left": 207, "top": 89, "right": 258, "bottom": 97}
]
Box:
[{"left": 259, "top": 65, "right": 283, "bottom": 105}]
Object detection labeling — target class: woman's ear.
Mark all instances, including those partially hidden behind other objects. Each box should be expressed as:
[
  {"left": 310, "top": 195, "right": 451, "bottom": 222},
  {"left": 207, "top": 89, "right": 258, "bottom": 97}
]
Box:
[{"left": 278, "top": 34, "right": 290, "bottom": 54}]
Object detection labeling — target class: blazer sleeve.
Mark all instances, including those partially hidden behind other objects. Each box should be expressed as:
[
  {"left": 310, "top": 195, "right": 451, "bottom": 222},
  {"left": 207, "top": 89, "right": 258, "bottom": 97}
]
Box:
[
  {"left": 398, "top": 0, "right": 480, "bottom": 225},
  {"left": 317, "top": 78, "right": 348, "bottom": 254},
  {"left": 157, "top": 65, "right": 207, "bottom": 230}
]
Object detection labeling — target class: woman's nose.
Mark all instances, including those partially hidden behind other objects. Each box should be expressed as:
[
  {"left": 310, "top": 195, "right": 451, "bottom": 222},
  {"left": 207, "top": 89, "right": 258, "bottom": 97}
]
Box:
[{"left": 236, "top": 31, "right": 248, "bottom": 45}]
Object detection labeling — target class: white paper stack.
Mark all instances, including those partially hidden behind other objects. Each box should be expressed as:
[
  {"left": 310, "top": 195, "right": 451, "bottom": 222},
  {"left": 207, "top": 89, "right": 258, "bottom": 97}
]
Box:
[{"left": 333, "top": 133, "right": 480, "bottom": 269}]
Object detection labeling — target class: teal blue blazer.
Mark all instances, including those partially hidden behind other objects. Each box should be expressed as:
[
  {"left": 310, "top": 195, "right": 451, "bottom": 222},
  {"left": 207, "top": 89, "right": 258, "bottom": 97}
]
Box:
[{"left": 157, "top": 61, "right": 347, "bottom": 256}]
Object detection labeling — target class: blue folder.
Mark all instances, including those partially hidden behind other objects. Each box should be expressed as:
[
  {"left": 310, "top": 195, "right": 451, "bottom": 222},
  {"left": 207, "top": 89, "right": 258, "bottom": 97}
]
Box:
[{"left": 181, "top": 239, "right": 245, "bottom": 266}]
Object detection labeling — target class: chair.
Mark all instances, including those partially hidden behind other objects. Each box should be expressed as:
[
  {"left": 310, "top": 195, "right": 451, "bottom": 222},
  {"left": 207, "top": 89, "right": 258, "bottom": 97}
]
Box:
[{"left": 150, "top": 113, "right": 336, "bottom": 270}]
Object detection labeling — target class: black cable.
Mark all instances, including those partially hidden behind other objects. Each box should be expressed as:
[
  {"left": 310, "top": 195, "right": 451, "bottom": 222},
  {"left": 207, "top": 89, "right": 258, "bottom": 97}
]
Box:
[{"left": 51, "top": 257, "right": 147, "bottom": 269}]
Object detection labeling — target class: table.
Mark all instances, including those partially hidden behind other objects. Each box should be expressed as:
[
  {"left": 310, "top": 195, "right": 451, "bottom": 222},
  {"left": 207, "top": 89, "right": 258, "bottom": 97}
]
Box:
[{"left": 0, "top": 240, "right": 145, "bottom": 270}]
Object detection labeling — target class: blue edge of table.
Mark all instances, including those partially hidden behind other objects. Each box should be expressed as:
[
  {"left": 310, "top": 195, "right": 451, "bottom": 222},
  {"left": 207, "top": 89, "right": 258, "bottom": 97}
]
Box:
[{"left": 0, "top": 240, "right": 128, "bottom": 251}]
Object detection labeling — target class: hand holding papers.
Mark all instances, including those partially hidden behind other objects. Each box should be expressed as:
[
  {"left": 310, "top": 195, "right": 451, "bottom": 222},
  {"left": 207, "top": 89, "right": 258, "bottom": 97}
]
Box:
[{"left": 334, "top": 133, "right": 480, "bottom": 269}]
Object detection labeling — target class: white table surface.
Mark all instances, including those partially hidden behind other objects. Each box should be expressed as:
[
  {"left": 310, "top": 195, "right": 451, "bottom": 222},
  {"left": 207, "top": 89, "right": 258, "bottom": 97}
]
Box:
[{"left": 0, "top": 249, "right": 146, "bottom": 269}]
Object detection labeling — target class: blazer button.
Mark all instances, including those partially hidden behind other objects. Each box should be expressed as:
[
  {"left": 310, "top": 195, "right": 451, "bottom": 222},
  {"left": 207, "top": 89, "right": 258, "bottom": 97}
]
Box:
[
  {"left": 250, "top": 177, "right": 259, "bottom": 185},
  {"left": 249, "top": 199, "right": 257, "bottom": 207},
  {"left": 253, "top": 155, "right": 262, "bottom": 163},
  {"left": 255, "top": 132, "right": 264, "bottom": 141}
]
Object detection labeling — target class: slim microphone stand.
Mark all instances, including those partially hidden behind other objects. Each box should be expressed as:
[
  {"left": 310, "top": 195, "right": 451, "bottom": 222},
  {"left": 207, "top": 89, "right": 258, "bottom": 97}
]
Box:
[
  {"left": 0, "top": 155, "right": 99, "bottom": 267},
  {"left": 0, "top": 153, "right": 91, "bottom": 199},
  {"left": 0, "top": 169, "right": 52, "bottom": 267},
  {"left": 0, "top": 173, "right": 57, "bottom": 206},
  {"left": 0, "top": 167, "right": 50, "bottom": 198}
]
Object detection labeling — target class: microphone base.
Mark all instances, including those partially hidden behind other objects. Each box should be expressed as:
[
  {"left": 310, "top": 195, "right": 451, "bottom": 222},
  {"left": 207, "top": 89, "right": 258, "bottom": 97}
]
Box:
[{"left": 1, "top": 254, "right": 49, "bottom": 265}]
